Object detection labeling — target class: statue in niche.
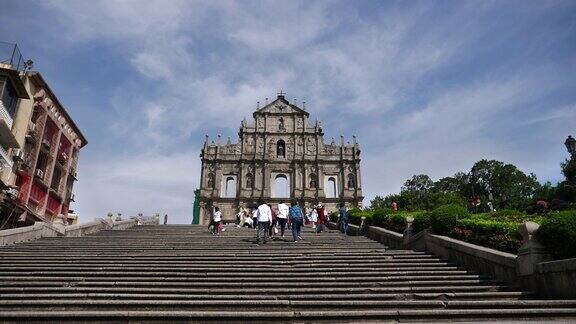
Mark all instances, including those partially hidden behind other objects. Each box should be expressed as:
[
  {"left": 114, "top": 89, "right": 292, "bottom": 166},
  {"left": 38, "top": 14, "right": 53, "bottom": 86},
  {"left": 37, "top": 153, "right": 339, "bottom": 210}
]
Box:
[
  {"left": 207, "top": 173, "right": 215, "bottom": 188},
  {"left": 348, "top": 173, "right": 356, "bottom": 189},
  {"left": 245, "top": 136, "right": 254, "bottom": 153},
  {"left": 278, "top": 117, "right": 285, "bottom": 132},
  {"left": 277, "top": 140, "right": 285, "bottom": 158},
  {"left": 309, "top": 173, "right": 317, "bottom": 189},
  {"left": 246, "top": 172, "right": 254, "bottom": 189}
]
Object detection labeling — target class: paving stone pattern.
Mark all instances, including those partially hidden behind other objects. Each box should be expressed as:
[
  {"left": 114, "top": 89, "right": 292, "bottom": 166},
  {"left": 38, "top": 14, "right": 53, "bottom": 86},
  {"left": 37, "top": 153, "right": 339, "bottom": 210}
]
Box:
[{"left": 0, "top": 225, "right": 575, "bottom": 322}]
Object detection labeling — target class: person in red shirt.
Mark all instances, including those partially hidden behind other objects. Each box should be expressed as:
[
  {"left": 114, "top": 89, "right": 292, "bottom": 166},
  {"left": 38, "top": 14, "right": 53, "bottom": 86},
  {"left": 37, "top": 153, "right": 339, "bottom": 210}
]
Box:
[
  {"left": 268, "top": 204, "right": 277, "bottom": 237},
  {"left": 316, "top": 203, "right": 327, "bottom": 234},
  {"left": 391, "top": 201, "right": 398, "bottom": 212}
]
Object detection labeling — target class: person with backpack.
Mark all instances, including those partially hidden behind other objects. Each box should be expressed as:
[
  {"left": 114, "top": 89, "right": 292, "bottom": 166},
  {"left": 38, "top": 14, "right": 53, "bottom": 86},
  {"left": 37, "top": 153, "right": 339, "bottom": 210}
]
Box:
[
  {"left": 338, "top": 202, "right": 349, "bottom": 236},
  {"left": 289, "top": 201, "right": 304, "bottom": 242}
]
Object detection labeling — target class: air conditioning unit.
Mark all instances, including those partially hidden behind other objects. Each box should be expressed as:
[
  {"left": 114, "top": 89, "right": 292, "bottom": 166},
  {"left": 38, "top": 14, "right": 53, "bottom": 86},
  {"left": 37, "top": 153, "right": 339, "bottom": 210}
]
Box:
[
  {"left": 6, "top": 188, "right": 19, "bottom": 197},
  {"left": 12, "top": 149, "right": 24, "bottom": 161},
  {"left": 41, "top": 139, "right": 50, "bottom": 148},
  {"left": 35, "top": 169, "right": 44, "bottom": 179},
  {"left": 28, "top": 123, "right": 36, "bottom": 133}
]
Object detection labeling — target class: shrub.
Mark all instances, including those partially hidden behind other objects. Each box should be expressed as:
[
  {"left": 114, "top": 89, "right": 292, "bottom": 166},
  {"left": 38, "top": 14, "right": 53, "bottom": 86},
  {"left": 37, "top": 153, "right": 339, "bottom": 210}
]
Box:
[
  {"left": 329, "top": 211, "right": 339, "bottom": 223},
  {"left": 536, "top": 210, "right": 576, "bottom": 259},
  {"left": 411, "top": 211, "right": 431, "bottom": 233},
  {"left": 389, "top": 214, "right": 407, "bottom": 233},
  {"left": 470, "top": 209, "right": 536, "bottom": 223},
  {"left": 371, "top": 209, "right": 392, "bottom": 227},
  {"left": 347, "top": 208, "right": 372, "bottom": 226},
  {"left": 453, "top": 218, "right": 521, "bottom": 253},
  {"left": 430, "top": 204, "right": 469, "bottom": 235}
]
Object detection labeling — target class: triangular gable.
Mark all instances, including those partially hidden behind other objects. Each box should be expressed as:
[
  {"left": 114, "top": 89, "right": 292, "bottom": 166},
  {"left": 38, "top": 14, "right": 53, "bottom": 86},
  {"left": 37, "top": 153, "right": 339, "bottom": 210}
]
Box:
[{"left": 253, "top": 95, "right": 309, "bottom": 117}]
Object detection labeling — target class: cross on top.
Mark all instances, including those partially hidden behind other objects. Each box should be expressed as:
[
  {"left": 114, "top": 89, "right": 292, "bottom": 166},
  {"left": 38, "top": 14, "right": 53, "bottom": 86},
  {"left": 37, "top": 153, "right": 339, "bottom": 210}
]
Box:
[{"left": 277, "top": 90, "right": 286, "bottom": 97}]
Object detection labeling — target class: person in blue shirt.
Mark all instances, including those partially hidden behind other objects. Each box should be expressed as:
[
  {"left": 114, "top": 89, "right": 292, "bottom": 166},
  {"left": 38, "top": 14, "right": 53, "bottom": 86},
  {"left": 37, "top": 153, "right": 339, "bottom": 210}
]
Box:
[
  {"left": 339, "top": 202, "right": 349, "bottom": 236},
  {"left": 288, "top": 201, "right": 304, "bottom": 242}
]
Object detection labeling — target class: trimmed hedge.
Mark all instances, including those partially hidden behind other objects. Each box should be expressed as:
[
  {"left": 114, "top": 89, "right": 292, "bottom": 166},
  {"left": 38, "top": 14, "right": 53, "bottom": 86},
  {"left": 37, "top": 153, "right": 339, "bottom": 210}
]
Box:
[
  {"left": 536, "top": 210, "right": 576, "bottom": 259},
  {"left": 429, "top": 204, "right": 469, "bottom": 235},
  {"left": 452, "top": 218, "right": 521, "bottom": 253},
  {"left": 470, "top": 209, "right": 540, "bottom": 223},
  {"left": 411, "top": 211, "right": 431, "bottom": 233}
]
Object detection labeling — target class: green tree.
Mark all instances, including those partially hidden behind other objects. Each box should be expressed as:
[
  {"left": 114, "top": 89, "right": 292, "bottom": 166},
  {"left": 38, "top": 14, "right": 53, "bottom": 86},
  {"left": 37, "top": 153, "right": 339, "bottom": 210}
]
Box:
[
  {"left": 469, "top": 159, "right": 539, "bottom": 210},
  {"left": 402, "top": 174, "right": 434, "bottom": 193}
]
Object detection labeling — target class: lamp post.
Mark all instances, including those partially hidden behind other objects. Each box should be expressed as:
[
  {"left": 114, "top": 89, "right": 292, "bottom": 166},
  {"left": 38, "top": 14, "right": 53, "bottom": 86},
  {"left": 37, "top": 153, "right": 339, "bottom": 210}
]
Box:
[{"left": 565, "top": 135, "right": 576, "bottom": 157}]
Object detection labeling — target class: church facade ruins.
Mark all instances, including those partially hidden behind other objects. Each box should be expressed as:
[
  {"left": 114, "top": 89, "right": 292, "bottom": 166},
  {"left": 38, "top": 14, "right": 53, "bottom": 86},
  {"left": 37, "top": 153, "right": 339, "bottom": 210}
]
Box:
[{"left": 198, "top": 93, "right": 363, "bottom": 224}]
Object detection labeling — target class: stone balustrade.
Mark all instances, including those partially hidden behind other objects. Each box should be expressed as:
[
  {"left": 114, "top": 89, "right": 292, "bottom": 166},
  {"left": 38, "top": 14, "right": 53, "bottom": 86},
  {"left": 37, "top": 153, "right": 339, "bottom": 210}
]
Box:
[
  {"left": 329, "top": 218, "right": 576, "bottom": 298},
  {"left": 0, "top": 214, "right": 160, "bottom": 246}
]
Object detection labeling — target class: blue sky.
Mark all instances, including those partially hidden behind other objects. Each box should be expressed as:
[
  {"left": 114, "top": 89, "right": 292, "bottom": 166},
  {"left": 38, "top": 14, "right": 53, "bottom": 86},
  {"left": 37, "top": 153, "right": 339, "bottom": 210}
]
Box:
[{"left": 1, "top": 1, "right": 575, "bottom": 223}]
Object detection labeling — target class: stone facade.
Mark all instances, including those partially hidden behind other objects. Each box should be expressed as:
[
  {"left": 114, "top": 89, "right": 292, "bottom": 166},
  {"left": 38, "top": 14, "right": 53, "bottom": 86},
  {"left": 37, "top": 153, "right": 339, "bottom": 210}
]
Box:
[{"left": 198, "top": 94, "right": 363, "bottom": 224}]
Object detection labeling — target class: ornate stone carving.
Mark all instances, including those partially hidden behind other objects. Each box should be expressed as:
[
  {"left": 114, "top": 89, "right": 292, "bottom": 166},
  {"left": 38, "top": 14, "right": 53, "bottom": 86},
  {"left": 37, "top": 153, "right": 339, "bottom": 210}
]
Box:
[{"left": 306, "top": 137, "right": 316, "bottom": 155}]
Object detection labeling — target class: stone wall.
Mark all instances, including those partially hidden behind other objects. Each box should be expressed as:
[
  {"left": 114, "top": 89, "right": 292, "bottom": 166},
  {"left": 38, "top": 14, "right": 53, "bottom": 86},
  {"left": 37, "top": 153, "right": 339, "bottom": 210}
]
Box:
[
  {"left": 342, "top": 218, "right": 576, "bottom": 298},
  {"left": 0, "top": 214, "right": 160, "bottom": 246},
  {"left": 534, "top": 258, "right": 576, "bottom": 298}
]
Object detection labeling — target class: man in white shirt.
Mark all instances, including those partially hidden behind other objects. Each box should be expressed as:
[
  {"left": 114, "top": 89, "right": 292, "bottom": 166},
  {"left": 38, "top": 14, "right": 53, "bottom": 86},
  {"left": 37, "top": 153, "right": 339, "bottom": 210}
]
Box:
[
  {"left": 277, "top": 200, "right": 289, "bottom": 238},
  {"left": 256, "top": 200, "right": 272, "bottom": 244}
]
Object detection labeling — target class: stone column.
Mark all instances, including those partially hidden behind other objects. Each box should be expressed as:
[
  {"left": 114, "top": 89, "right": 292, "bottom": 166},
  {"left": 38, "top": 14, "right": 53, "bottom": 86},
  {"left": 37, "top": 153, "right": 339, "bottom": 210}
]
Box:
[
  {"left": 516, "top": 221, "right": 553, "bottom": 290},
  {"left": 403, "top": 216, "right": 414, "bottom": 246}
]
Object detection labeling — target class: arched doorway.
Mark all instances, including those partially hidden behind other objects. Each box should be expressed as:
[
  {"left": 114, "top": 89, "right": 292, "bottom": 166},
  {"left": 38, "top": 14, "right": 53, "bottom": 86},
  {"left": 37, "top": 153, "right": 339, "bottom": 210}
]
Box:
[
  {"left": 326, "top": 177, "right": 337, "bottom": 198},
  {"left": 273, "top": 174, "right": 289, "bottom": 198},
  {"left": 224, "top": 176, "right": 236, "bottom": 198}
]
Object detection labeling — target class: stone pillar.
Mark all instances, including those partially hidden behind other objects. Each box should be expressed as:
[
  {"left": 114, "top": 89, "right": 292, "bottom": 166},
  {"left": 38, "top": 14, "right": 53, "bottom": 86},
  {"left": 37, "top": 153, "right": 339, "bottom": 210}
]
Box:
[
  {"left": 359, "top": 216, "right": 367, "bottom": 236},
  {"left": 403, "top": 216, "right": 414, "bottom": 246},
  {"left": 516, "top": 221, "right": 552, "bottom": 290},
  {"left": 52, "top": 214, "right": 66, "bottom": 234}
]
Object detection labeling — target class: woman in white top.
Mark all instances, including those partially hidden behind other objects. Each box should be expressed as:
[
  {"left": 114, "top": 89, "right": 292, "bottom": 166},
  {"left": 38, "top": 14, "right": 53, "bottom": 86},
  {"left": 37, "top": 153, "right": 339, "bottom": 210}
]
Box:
[
  {"left": 310, "top": 206, "right": 318, "bottom": 229},
  {"left": 212, "top": 206, "right": 222, "bottom": 235}
]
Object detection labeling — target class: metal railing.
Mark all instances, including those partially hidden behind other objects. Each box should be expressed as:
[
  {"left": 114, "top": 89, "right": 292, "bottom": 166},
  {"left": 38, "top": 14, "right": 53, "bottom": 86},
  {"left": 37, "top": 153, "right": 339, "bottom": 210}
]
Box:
[
  {"left": 0, "top": 42, "right": 25, "bottom": 72},
  {"left": 0, "top": 145, "right": 12, "bottom": 170},
  {"left": 0, "top": 100, "right": 13, "bottom": 130}
]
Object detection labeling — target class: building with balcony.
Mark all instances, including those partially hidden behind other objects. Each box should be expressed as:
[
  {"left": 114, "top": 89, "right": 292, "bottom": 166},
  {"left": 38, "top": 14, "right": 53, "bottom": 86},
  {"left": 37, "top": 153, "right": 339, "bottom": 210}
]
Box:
[
  {"left": 0, "top": 42, "right": 87, "bottom": 229},
  {"left": 0, "top": 42, "right": 29, "bottom": 181}
]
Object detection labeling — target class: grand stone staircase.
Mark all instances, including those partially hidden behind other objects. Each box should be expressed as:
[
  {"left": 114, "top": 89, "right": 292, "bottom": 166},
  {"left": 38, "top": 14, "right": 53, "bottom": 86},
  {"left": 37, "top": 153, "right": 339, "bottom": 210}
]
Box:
[{"left": 0, "top": 225, "right": 575, "bottom": 322}]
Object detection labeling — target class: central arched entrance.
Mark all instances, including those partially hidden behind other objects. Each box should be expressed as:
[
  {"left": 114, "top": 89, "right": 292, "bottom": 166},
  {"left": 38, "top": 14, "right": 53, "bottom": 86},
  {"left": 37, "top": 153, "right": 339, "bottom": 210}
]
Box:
[{"left": 272, "top": 173, "right": 290, "bottom": 198}]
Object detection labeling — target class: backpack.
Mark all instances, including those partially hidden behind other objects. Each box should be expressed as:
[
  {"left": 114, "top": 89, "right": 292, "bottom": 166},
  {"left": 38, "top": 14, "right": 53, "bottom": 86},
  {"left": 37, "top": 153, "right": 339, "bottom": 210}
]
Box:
[{"left": 289, "top": 206, "right": 302, "bottom": 221}]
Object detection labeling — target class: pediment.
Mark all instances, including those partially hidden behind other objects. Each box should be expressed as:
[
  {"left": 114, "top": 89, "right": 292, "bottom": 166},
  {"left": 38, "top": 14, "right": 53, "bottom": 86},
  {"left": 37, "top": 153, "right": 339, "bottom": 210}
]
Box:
[{"left": 253, "top": 96, "right": 309, "bottom": 117}]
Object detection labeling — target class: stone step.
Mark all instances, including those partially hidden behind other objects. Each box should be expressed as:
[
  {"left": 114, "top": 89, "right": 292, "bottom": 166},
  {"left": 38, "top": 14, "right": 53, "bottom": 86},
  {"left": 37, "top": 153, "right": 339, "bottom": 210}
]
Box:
[
  {"left": 0, "top": 291, "right": 535, "bottom": 301},
  {"left": 1, "top": 308, "right": 575, "bottom": 321},
  {"left": 1, "top": 299, "right": 574, "bottom": 312},
  {"left": 0, "top": 265, "right": 464, "bottom": 272},
  {"left": 0, "top": 225, "right": 570, "bottom": 321},
  {"left": 0, "top": 270, "right": 476, "bottom": 277},
  {"left": 0, "top": 274, "right": 486, "bottom": 282},
  {"left": 0, "top": 279, "right": 500, "bottom": 288},
  {"left": 0, "top": 285, "right": 510, "bottom": 294}
]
